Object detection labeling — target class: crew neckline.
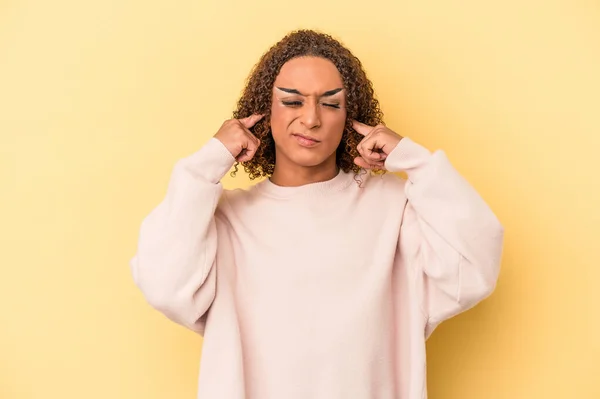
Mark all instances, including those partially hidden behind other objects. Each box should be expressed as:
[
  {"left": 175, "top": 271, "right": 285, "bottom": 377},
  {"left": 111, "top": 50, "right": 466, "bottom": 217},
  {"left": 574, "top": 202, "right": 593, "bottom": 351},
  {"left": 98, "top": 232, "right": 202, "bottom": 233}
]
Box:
[{"left": 255, "top": 168, "right": 358, "bottom": 198}]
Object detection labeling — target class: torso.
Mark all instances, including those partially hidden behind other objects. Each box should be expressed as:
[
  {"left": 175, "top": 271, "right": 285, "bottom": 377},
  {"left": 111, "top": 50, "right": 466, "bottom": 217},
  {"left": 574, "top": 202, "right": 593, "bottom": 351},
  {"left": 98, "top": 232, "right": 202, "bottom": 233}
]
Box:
[{"left": 201, "top": 171, "right": 411, "bottom": 398}]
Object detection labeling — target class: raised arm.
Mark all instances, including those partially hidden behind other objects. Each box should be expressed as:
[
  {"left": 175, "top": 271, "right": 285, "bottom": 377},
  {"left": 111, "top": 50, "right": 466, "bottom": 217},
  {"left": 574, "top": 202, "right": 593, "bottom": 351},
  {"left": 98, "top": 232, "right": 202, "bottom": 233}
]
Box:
[
  {"left": 352, "top": 120, "right": 504, "bottom": 338},
  {"left": 130, "top": 114, "right": 263, "bottom": 333},
  {"left": 388, "top": 138, "right": 504, "bottom": 337}
]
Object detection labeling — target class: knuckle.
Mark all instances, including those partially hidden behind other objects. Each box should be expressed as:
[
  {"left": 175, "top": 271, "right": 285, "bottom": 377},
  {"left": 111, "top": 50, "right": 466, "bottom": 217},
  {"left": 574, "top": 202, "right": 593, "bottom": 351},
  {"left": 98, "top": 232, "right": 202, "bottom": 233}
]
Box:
[{"left": 235, "top": 127, "right": 246, "bottom": 138}]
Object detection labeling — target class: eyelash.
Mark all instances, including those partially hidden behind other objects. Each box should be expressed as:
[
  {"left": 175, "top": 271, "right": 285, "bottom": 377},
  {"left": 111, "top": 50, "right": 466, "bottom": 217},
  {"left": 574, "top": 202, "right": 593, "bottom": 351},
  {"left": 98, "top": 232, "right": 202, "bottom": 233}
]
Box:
[{"left": 282, "top": 101, "right": 340, "bottom": 109}]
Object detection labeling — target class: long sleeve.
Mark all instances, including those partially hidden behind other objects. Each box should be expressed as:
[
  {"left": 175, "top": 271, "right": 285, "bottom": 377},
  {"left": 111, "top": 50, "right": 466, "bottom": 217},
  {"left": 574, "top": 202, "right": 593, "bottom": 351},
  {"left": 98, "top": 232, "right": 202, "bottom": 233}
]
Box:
[
  {"left": 129, "top": 138, "right": 236, "bottom": 333},
  {"left": 385, "top": 138, "right": 504, "bottom": 338}
]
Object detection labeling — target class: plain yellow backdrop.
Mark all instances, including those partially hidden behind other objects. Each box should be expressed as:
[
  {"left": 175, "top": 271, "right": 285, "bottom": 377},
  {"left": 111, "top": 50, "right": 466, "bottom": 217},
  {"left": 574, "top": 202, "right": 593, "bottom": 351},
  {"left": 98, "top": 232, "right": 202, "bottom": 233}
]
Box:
[{"left": 1, "top": 0, "right": 599, "bottom": 398}]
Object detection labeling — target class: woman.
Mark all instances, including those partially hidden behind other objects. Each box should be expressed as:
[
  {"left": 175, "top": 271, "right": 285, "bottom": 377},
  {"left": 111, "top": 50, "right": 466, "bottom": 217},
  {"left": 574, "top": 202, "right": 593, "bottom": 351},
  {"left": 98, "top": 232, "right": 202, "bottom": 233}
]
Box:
[{"left": 130, "top": 29, "right": 504, "bottom": 399}]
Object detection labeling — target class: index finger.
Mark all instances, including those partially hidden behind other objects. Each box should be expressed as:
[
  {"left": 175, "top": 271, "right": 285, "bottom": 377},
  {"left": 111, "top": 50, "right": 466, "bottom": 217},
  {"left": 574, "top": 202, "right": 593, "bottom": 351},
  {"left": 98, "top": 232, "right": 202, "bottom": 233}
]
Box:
[
  {"left": 352, "top": 120, "right": 374, "bottom": 136},
  {"left": 239, "top": 114, "right": 265, "bottom": 129}
]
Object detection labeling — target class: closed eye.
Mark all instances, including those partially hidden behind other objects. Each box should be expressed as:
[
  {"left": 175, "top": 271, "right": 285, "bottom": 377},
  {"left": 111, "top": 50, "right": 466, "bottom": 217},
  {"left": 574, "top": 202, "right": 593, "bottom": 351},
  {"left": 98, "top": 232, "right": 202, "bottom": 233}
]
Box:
[
  {"left": 282, "top": 101, "right": 303, "bottom": 107},
  {"left": 282, "top": 101, "right": 341, "bottom": 109}
]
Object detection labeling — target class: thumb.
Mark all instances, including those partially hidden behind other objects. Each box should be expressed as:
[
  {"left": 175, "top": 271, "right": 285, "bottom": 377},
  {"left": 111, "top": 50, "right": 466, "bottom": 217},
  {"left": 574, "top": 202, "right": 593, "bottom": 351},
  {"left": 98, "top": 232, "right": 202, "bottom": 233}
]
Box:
[
  {"left": 236, "top": 139, "right": 260, "bottom": 163},
  {"left": 239, "top": 114, "right": 265, "bottom": 129}
]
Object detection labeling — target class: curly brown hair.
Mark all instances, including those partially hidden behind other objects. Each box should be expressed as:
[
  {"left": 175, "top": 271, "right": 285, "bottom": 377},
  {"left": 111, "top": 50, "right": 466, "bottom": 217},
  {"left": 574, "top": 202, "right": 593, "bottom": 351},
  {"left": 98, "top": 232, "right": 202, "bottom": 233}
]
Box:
[{"left": 231, "top": 29, "right": 384, "bottom": 180}]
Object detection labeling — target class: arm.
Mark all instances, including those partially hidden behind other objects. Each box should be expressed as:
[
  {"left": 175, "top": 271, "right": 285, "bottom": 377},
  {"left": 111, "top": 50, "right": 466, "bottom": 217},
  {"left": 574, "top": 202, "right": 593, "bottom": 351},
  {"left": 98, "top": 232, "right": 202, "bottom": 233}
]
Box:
[
  {"left": 129, "top": 138, "right": 236, "bottom": 333},
  {"left": 386, "top": 138, "right": 504, "bottom": 338}
]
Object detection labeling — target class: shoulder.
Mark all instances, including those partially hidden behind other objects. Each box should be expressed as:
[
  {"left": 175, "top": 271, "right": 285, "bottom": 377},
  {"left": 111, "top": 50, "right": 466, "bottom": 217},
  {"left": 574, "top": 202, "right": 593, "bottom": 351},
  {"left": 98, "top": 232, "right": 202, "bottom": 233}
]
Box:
[
  {"left": 216, "top": 184, "right": 263, "bottom": 217},
  {"left": 347, "top": 171, "right": 409, "bottom": 215},
  {"left": 359, "top": 170, "right": 408, "bottom": 194}
]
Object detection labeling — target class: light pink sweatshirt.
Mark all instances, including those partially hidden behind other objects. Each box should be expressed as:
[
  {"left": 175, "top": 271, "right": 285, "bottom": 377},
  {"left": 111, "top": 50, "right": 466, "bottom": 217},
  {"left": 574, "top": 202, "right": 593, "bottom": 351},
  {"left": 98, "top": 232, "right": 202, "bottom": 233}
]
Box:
[{"left": 130, "top": 136, "right": 504, "bottom": 399}]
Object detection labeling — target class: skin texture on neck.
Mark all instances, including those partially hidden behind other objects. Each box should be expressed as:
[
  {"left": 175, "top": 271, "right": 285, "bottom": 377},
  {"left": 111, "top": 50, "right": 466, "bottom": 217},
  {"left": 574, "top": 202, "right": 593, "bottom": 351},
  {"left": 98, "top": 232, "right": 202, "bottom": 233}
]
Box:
[{"left": 268, "top": 56, "right": 347, "bottom": 187}]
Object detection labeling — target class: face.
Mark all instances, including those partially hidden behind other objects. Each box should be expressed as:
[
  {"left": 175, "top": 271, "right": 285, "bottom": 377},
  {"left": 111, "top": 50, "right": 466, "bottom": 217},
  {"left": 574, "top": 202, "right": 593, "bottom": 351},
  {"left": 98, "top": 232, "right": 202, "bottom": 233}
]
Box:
[{"left": 270, "top": 56, "right": 347, "bottom": 170}]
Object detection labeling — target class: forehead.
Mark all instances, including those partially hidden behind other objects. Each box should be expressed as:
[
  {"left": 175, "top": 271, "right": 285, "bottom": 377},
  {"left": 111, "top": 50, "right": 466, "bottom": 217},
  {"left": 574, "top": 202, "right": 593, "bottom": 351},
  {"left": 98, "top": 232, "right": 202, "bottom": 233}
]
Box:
[{"left": 274, "top": 56, "right": 343, "bottom": 93}]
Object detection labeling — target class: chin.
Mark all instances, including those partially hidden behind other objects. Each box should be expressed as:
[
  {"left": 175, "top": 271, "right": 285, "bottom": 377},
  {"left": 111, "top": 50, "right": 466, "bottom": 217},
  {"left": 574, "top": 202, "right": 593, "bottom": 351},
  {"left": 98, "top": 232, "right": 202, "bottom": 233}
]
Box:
[{"left": 289, "top": 153, "right": 331, "bottom": 167}]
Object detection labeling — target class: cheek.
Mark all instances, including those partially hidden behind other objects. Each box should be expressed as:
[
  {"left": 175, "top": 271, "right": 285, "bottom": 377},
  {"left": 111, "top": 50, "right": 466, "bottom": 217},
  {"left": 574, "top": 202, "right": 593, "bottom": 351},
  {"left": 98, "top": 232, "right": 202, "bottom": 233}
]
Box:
[
  {"left": 324, "top": 110, "right": 347, "bottom": 139},
  {"left": 270, "top": 102, "right": 292, "bottom": 138}
]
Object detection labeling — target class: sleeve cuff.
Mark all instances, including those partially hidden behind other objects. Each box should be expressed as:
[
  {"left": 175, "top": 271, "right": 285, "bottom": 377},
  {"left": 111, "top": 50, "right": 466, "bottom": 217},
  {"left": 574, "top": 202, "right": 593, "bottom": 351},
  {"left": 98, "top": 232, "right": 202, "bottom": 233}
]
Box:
[
  {"left": 182, "top": 137, "right": 237, "bottom": 184},
  {"left": 384, "top": 137, "right": 433, "bottom": 182}
]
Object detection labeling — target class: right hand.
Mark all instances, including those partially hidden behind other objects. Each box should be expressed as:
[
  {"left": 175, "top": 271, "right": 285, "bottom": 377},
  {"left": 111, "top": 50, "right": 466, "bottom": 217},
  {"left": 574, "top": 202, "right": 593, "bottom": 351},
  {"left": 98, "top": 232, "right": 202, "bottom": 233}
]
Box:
[{"left": 214, "top": 114, "right": 264, "bottom": 162}]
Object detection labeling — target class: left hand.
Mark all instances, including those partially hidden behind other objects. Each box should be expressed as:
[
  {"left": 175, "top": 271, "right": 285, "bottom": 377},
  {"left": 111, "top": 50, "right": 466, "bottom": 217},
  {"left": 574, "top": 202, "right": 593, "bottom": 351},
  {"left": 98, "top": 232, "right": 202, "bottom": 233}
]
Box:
[{"left": 352, "top": 120, "right": 404, "bottom": 170}]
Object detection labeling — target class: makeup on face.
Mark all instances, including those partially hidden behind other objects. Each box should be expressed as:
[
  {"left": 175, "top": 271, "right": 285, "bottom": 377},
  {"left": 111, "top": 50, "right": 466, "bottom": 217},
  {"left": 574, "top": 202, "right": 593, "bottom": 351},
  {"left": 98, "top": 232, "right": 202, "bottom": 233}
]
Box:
[{"left": 274, "top": 87, "right": 344, "bottom": 109}]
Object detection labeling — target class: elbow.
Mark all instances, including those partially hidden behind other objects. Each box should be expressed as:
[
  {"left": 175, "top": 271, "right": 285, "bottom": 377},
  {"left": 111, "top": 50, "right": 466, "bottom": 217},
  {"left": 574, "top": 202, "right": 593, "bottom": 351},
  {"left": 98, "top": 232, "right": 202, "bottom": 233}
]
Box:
[
  {"left": 143, "top": 286, "right": 177, "bottom": 315},
  {"left": 459, "top": 248, "right": 500, "bottom": 308},
  {"left": 488, "top": 219, "right": 505, "bottom": 287},
  {"left": 134, "top": 271, "right": 213, "bottom": 330},
  {"left": 143, "top": 286, "right": 201, "bottom": 328},
  {"left": 130, "top": 256, "right": 184, "bottom": 319},
  {"left": 129, "top": 254, "right": 215, "bottom": 331},
  {"left": 459, "top": 226, "right": 504, "bottom": 307},
  {"left": 471, "top": 265, "right": 499, "bottom": 302},
  {"left": 456, "top": 263, "right": 499, "bottom": 311},
  {"left": 478, "top": 216, "right": 504, "bottom": 288}
]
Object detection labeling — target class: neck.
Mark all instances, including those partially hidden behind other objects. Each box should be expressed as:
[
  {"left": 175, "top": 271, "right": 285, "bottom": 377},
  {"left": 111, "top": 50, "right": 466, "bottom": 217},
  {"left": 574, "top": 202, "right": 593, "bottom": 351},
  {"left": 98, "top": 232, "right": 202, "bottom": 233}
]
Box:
[{"left": 270, "top": 156, "right": 339, "bottom": 187}]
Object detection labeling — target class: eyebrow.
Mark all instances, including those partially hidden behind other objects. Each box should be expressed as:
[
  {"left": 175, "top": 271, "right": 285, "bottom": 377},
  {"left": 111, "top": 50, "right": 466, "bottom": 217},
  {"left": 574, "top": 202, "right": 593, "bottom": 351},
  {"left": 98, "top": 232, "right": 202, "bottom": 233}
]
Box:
[{"left": 276, "top": 87, "right": 343, "bottom": 97}]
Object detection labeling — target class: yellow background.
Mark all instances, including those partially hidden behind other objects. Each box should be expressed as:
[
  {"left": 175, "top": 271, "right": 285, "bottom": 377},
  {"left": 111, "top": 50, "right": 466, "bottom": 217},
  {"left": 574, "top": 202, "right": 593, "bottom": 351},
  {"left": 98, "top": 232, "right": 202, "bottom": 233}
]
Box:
[{"left": 2, "top": 0, "right": 599, "bottom": 398}]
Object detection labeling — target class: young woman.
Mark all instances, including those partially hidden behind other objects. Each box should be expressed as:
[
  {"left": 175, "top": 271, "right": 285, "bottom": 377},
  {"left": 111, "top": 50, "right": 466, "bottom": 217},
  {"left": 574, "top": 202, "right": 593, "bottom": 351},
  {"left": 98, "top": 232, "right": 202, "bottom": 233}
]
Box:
[{"left": 130, "top": 29, "right": 504, "bottom": 399}]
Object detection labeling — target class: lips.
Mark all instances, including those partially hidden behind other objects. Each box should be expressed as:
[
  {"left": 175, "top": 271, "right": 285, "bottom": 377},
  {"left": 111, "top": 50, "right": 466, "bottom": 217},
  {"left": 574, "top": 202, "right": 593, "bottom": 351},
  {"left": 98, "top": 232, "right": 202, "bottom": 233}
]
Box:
[
  {"left": 292, "top": 133, "right": 320, "bottom": 142},
  {"left": 292, "top": 133, "right": 321, "bottom": 148}
]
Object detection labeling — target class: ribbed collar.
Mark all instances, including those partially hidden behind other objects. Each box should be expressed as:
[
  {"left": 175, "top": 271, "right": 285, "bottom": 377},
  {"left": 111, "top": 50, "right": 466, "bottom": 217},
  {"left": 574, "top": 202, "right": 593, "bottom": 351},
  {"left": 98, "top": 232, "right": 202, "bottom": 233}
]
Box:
[{"left": 254, "top": 169, "right": 358, "bottom": 199}]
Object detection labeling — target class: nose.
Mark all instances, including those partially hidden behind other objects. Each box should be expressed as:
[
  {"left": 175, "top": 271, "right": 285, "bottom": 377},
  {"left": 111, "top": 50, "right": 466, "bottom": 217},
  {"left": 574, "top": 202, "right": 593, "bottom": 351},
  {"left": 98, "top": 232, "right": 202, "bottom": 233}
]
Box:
[{"left": 299, "top": 100, "right": 321, "bottom": 130}]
